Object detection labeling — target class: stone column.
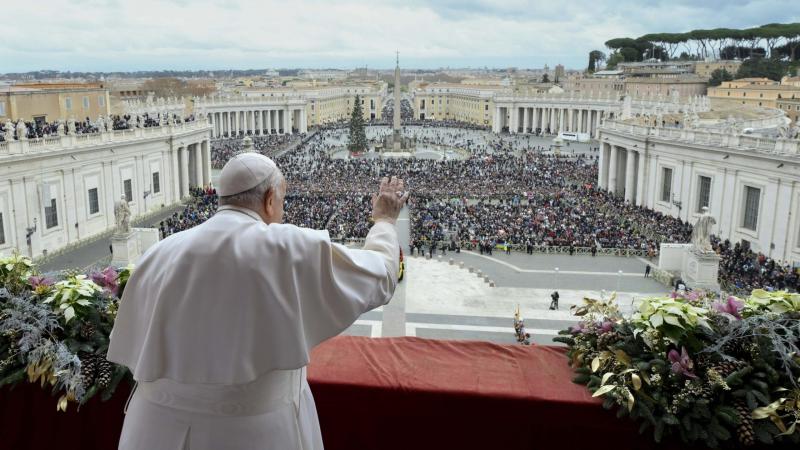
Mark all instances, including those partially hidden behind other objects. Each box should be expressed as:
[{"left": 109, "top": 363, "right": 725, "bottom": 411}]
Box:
[
  {"left": 202, "top": 140, "right": 211, "bottom": 186},
  {"left": 250, "top": 110, "right": 256, "bottom": 134},
  {"left": 599, "top": 143, "right": 610, "bottom": 189},
  {"left": 171, "top": 145, "right": 181, "bottom": 203},
  {"left": 624, "top": 149, "right": 636, "bottom": 202},
  {"left": 608, "top": 146, "right": 618, "bottom": 195},
  {"left": 531, "top": 108, "right": 538, "bottom": 133},
  {"left": 635, "top": 151, "right": 646, "bottom": 206},
  {"left": 194, "top": 143, "right": 204, "bottom": 188},
  {"left": 595, "top": 110, "right": 602, "bottom": 138},
  {"left": 179, "top": 146, "right": 189, "bottom": 199}
]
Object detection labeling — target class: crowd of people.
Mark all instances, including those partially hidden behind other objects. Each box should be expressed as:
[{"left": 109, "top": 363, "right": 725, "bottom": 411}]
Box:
[
  {"left": 182, "top": 124, "right": 800, "bottom": 293},
  {"left": 159, "top": 186, "right": 218, "bottom": 239},
  {"left": 1, "top": 113, "right": 194, "bottom": 142},
  {"left": 715, "top": 238, "right": 799, "bottom": 293},
  {"left": 211, "top": 134, "right": 300, "bottom": 169}
]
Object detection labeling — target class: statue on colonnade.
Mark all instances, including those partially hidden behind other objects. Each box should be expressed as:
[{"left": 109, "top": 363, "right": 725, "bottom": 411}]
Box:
[
  {"left": 3, "top": 120, "right": 13, "bottom": 140},
  {"left": 690, "top": 207, "right": 716, "bottom": 254},
  {"left": 114, "top": 195, "right": 131, "bottom": 235},
  {"left": 16, "top": 119, "right": 27, "bottom": 140}
]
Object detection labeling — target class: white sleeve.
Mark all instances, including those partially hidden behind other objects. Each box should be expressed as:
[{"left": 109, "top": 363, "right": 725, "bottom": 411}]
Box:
[{"left": 298, "top": 221, "right": 399, "bottom": 346}]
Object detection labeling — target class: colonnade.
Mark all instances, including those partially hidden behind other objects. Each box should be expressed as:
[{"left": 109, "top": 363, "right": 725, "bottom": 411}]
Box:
[
  {"left": 205, "top": 108, "right": 307, "bottom": 138},
  {"left": 598, "top": 142, "right": 646, "bottom": 205},
  {"left": 493, "top": 105, "right": 608, "bottom": 138},
  {"left": 173, "top": 140, "right": 212, "bottom": 198}
]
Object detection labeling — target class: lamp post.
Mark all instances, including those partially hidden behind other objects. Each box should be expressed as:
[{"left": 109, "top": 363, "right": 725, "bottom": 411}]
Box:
[
  {"left": 25, "top": 218, "right": 38, "bottom": 258},
  {"left": 554, "top": 267, "right": 560, "bottom": 290}
]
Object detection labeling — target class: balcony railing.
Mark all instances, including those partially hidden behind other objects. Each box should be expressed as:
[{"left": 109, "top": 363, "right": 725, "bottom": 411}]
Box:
[
  {"left": 601, "top": 119, "right": 800, "bottom": 157},
  {"left": 0, "top": 119, "right": 211, "bottom": 157}
]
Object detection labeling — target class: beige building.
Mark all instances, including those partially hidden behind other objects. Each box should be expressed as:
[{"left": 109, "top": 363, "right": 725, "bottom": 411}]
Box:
[
  {"left": 562, "top": 76, "right": 625, "bottom": 98},
  {"left": 777, "top": 95, "right": 800, "bottom": 124},
  {"left": 624, "top": 77, "right": 708, "bottom": 99},
  {"left": 304, "top": 83, "right": 386, "bottom": 124},
  {"left": 708, "top": 78, "right": 800, "bottom": 108},
  {"left": 0, "top": 83, "right": 111, "bottom": 123},
  {"left": 693, "top": 60, "right": 742, "bottom": 79},
  {"left": 562, "top": 75, "right": 705, "bottom": 100},
  {"left": 239, "top": 81, "right": 387, "bottom": 126},
  {"left": 411, "top": 83, "right": 502, "bottom": 126}
]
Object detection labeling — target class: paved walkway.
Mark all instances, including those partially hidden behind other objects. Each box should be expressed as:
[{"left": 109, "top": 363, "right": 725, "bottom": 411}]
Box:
[{"left": 340, "top": 205, "right": 666, "bottom": 346}]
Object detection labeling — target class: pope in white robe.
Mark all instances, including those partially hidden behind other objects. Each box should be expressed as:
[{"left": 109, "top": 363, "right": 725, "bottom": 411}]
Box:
[{"left": 108, "top": 153, "right": 407, "bottom": 450}]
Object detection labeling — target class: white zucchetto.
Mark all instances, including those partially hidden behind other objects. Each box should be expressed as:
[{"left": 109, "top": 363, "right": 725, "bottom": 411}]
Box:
[{"left": 217, "top": 153, "right": 279, "bottom": 196}]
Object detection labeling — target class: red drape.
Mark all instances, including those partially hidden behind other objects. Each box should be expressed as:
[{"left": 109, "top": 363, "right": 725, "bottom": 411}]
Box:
[{"left": 0, "top": 337, "right": 682, "bottom": 450}]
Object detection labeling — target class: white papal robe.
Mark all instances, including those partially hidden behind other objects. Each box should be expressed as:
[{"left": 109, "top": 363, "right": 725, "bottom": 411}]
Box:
[{"left": 108, "top": 205, "right": 399, "bottom": 450}]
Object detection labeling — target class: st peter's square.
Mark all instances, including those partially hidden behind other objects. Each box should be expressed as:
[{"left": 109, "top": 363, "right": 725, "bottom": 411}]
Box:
[{"left": 0, "top": 2, "right": 799, "bottom": 449}]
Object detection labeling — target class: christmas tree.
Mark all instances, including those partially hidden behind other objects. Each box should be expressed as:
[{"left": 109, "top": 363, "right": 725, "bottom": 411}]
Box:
[{"left": 347, "top": 94, "right": 368, "bottom": 154}]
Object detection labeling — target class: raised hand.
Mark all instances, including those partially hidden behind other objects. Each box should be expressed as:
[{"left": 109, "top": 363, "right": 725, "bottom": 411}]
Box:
[{"left": 371, "top": 176, "right": 409, "bottom": 225}]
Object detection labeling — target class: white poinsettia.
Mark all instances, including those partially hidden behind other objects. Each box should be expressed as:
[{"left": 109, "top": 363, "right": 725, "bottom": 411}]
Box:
[{"left": 43, "top": 275, "right": 102, "bottom": 322}]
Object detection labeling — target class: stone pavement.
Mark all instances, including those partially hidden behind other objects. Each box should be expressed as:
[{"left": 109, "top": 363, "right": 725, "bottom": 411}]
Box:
[{"left": 343, "top": 204, "right": 668, "bottom": 346}]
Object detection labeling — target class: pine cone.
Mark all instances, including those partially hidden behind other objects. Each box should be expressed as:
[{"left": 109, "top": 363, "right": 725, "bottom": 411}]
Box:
[
  {"left": 596, "top": 332, "right": 621, "bottom": 349},
  {"left": 96, "top": 357, "right": 113, "bottom": 390},
  {"left": 79, "top": 353, "right": 97, "bottom": 386},
  {"left": 722, "top": 339, "right": 749, "bottom": 358},
  {"left": 734, "top": 399, "right": 755, "bottom": 446},
  {"left": 79, "top": 323, "right": 96, "bottom": 339},
  {"left": 710, "top": 360, "right": 746, "bottom": 378},
  {"left": 694, "top": 353, "right": 714, "bottom": 371}
]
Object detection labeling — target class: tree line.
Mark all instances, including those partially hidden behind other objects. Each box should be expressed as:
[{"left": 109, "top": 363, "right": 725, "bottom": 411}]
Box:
[{"left": 588, "top": 23, "right": 800, "bottom": 72}]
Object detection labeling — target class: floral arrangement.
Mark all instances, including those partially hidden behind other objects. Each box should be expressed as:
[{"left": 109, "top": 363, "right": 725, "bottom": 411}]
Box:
[
  {"left": 0, "top": 252, "right": 133, "bottom": 411},
  {"left": 554, "top": 289, "right": 800, "bottom": 448}
]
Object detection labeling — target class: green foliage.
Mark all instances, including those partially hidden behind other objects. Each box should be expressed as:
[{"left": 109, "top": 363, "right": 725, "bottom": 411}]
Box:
[
  {"left": 708, "top": 68, "right": 734, "bottom": 87},
  {"left": 0, "top": 252, "right": 34, "bottom": 295},
  {"left": 606, "top": 22, "right": 800, "bottom": 60},
  {"left": 347, "top": 94, "right": 368, "bottom": 153},
  {"left": 558, "top": 290, "right": 800, "bottom": 448},
  {"left": 606, "top": 52, "right": 625, "bottom": 70},
  {"left": 1, "top": 264, "right": 132, "bottom": 411},
  {"left": 742, "top": 290, "right": 800, "bottom": 316},
  {"left": 735, "top": 57, "right": 788, "bottom": 81},
  {"left": 587, "top": 50, "right": 605, "bottom": 73}
]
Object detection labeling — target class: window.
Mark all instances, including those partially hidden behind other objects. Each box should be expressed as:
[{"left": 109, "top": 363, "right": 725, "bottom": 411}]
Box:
[
  {"left": 98, "top": 95, "right": 105, "bottom": 107},
  {"left": 0, "top": 212, "right": 5, "bottom": 245},
  {"left": 742, "top": 186, "right": 760, "bottom": 231},
  {"left": 83, "top": 97, "right": 90, "bottom": 109},
  {"left": 697, "top": 176, "right": 711, "bottom": 212},
  {"left": 660, "top": 168, "right": 673, "bottom": 203},
  {"left": 45, "top": 198, "right": 58, "bottom": 229},
  {"left": 152, "top": 172, "right": 160, "bottom": 194},
  {"left": 88, "top": 188, "right": 99, "bottom": 215},
  {"left": 123, "top": 179, "right": 133, "bottom": 202},
  {"left": 65, "top": 97, "right": 73, "bottom": 110},
  {"left": 0, "top": 102, "right": 5, "bottom": 116}
]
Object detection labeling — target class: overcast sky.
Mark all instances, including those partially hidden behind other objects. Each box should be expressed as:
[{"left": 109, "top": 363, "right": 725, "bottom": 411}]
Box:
[{"left": 1, "top": 0, "right": 796, "bottom": 73}]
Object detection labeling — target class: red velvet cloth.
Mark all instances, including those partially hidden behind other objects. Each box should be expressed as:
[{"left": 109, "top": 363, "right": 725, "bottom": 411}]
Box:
[
  {"left": 0, "top": 337, "right": 676, "bottom": 449},
  {"left": 308, "top": 336, "right": 664, "bottom": 450}
]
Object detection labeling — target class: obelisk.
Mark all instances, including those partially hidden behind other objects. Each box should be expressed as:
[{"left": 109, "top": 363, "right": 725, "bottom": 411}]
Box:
[{"left": 393, "top": 51, "right": 402, "bottom": 150}]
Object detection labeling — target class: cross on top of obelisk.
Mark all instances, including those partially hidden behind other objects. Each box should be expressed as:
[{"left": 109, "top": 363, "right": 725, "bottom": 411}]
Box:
[{"left": 396, "top": 50, "right": 399, "bottom": 67}]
